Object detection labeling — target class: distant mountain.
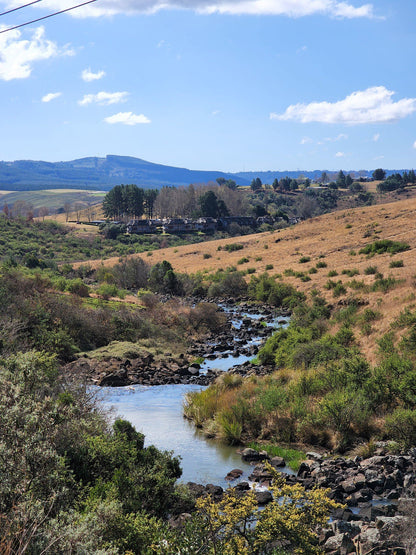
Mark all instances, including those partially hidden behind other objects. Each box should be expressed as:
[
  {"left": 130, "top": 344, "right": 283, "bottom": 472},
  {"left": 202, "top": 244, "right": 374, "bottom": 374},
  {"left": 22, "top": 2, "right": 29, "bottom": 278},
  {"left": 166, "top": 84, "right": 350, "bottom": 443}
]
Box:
[
  {"left": 0, "top": 155, "right": 411, "bottom": 191},
  {"left": 0, "top": 155, "right": 250, "bottom": 191}
]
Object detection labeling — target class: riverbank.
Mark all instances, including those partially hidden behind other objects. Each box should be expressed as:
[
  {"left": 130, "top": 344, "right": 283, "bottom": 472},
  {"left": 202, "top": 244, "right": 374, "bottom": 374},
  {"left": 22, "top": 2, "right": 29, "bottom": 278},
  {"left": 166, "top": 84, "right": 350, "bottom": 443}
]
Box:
[{"left": 63, "top": 300, "right": 289, "bottom": 386}]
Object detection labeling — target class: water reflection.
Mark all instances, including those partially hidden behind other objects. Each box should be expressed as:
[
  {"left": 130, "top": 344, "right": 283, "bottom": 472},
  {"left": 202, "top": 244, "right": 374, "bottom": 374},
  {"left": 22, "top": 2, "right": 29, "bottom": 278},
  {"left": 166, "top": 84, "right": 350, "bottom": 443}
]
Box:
[{"left": 101, "top": 384, "right": 254, "bottom": 487}]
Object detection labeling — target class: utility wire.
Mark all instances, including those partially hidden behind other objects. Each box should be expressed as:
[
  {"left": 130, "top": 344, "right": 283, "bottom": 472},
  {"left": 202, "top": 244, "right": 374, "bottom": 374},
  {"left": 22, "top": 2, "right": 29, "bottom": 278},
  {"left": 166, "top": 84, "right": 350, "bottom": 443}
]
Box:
[
  {"left": 0, "top": 0, "right": 44, "bottom": 18},
  {"left": 0, "top": 0, "right": 98, "bottom": 34}
]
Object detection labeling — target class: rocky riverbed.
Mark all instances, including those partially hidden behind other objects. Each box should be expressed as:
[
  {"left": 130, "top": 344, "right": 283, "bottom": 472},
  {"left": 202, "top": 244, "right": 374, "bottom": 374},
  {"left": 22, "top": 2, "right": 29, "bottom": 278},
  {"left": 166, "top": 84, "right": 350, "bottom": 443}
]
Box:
[
  {"left": 66, "top": 299, "right": 413, "bottom": 553},
  {"left": 184, "top": 446, "right": 415, "bottom": 554},
  {"left": 63, "top": 300, "right": 288, "bottom": 386}
]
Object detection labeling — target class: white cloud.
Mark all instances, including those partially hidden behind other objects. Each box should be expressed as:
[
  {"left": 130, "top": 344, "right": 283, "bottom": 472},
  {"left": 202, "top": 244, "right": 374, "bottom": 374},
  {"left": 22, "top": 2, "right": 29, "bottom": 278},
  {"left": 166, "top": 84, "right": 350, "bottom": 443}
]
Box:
[
  {"left": 373, "top": 133, "right": 380, "bottom": 141},
  {"left": 104, "top": 111, "right": 151, "bottom": 125},
  {"left": 324, "top": 133, "right": 348, "bottom": 142},
  {"left": 42, "top": 92, "right": 62, "bottom": 102},
  {"left": 300, "top": 136, "right": 313, "bottom": 144},
  {"left": 335, "top": 151, "right": 345, "bottom": 157},
  {"left": 8, "top": 0, "right": 377, "bottom": 18},
  {"left": 413, "top": 141, "right": 416, "bottom": 150},
  {"left": 271, "top": 87, "right": 416, "bottom": 125},
  {"left": 0, "top": 26, "right": 71, "bottom": 81},
  {"left": 82, "top": 68, "right": 106, "bottom": 81},
  {"left": 79, "top": 91, "right": 129, "bottom": 106}
]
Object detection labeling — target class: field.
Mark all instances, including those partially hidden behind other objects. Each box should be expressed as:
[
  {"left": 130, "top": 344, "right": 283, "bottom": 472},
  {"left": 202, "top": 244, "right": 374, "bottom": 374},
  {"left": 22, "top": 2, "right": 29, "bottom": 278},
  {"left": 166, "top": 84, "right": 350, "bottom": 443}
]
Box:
[
  {"left": 0, "top": 189, "right": 105, "bottom": 214},
  {"left": 77, "top": 193, "right": 416, "bottom": 364}
]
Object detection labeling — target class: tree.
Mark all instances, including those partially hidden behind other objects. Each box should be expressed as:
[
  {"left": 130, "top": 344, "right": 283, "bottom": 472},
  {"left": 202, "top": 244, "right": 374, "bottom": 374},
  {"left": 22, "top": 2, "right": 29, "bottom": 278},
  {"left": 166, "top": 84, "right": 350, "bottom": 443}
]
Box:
[
  {"left": 74, "top": 201, "right": 87, "bottom": 222},
  {"left": 124, "top": 184, "right": 144, "bottom": 218},
  {"left": 372, "top": 168, "right": 386, "bottom": 181},
  {"left": 345, "top": 174, "right": 353, "bottom": 188},
  {"left": 250, "top": 177, "right": 262, "bottom": 192},
  {"left": 148, "top": 260, "right": 181, "bottom": 295},
  {"left": 199, "top": 190, "right": 218, "bottom": 217},
  {"left": 38, "top": 206, "right": 49, "bottom": 221},
  {"left": 320, "top": 171, "right": 329, "bottom": 185},
  {"left": 63, "top": 201, "right": 72, "bottom": 222},
  {"left": 336, "top": 170, "right": 346, "bottom": 188},
  {"left": 144, "top": 189, "right": 158, "bottom": 219}
]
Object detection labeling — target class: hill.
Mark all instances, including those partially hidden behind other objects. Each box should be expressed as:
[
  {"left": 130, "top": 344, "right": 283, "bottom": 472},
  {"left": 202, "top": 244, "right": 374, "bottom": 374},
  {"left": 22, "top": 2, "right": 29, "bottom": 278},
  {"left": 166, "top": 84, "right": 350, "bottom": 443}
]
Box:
[
  {"left": 80, "top": 193, "right": 416, "bottom": 364},
  {"left": 0, "top": 154, "right": 412, "bottom": 192},
  {"left": 0, "top": 155, "right": 250, "bottom": 191}
]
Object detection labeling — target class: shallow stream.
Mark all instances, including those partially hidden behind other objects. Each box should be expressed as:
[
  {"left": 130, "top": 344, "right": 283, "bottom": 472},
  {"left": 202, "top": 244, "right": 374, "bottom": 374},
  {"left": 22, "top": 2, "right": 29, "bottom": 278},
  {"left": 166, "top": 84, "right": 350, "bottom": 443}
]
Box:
[{"left": 101, "top": 305, "right": 290, "bottom": 486}]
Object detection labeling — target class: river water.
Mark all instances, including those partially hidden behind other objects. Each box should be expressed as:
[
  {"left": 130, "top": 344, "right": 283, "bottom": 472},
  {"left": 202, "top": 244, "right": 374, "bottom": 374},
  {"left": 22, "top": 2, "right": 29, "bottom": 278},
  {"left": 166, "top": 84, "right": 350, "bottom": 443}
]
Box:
[{"left": 101, "top": 306, "right": 290, "bottom": 487}]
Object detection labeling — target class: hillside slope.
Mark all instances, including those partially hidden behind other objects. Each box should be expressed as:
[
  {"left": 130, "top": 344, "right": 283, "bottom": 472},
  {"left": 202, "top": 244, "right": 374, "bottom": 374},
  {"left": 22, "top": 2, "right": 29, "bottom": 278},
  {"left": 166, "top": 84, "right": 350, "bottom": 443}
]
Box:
[{"left": 80, "top": 195, "right": 416, "bottom": 363}]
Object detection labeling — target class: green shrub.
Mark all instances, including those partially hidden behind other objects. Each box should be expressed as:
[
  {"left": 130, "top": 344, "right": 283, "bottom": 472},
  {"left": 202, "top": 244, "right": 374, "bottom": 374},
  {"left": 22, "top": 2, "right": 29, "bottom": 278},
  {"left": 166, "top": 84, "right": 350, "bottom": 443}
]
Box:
[
  {"left": 385, "top": 408, "right": 416, "bottom": 448},
  {"left": 299, "top": 256, "right": 311, "bottom": 263},
  {"left": 327, "top": 270, "right": 338, "bottom": 277},
  {"left": 224, "top": 243, "right": 244, "bottom": 252},
  {"left": 265, "top": 264, "right": 273, "bottom": 271},
  {"left": 66, "top": 278, "right": 89, "bottom": 297},
  {"left": 316, "top": 261, "right": 327, "bottom": 269},
  {"left": 308, "top": 267, "right": 317, "bottom": 274},
  {"left": 203, "top": 253, "right": 212, "bottom": 259},
  {"left": 237, "top": 257, "right": 249, "bottom": 264},
  {"left": 97, "top": 283, "right": 119, "bottom": 300},
  {"left": 342, "top": 268, "right": 359, "bottom": 277},
  {"left": 332, "top": 283, "right": 347, "bottom": 297},
  {"left": 389, "top": 259, "right": 404, "bottom": 268},
  {"left": 372, "top": 276, "right": 400, "bottom": 293},
  {"left": 359, "top": 240, "right": 410, "bottom": 256},
  {"left": 248, "top": 273, "right": 305, "bottom": 308},
  {"left": 364, "top": 265, "right": 378, "bottom": 275}
]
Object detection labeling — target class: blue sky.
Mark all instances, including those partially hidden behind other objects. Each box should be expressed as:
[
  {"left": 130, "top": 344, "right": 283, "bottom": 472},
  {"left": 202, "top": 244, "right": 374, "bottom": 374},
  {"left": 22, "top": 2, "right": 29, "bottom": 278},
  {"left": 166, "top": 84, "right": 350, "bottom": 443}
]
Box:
[{"left": 0, "top": 0, "right": 415, "bottom": 172}]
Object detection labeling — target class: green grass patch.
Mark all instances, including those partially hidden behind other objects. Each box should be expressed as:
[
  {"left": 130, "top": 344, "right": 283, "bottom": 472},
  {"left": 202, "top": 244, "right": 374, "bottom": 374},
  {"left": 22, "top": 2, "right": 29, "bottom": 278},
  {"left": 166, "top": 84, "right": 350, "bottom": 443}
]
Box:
[{"left": 247, "top": 443, "right": 306, "bottom": 471}]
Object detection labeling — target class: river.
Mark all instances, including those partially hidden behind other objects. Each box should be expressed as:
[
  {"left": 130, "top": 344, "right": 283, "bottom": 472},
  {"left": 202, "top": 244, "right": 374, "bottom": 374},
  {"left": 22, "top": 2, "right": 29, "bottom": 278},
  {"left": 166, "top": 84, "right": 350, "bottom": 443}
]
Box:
[{"left": 101, "top": 305, "right": 290, "bottom": 487}]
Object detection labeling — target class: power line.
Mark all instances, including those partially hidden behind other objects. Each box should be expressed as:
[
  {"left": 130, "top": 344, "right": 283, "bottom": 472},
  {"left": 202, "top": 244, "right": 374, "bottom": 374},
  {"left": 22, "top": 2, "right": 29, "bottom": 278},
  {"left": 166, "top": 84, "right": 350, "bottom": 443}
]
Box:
[
  {"left": 0, "top": 1, "right": 44, "bottom": 18},
  {"left": 0, "top": 0, "right": 98, "bottom": 34}
]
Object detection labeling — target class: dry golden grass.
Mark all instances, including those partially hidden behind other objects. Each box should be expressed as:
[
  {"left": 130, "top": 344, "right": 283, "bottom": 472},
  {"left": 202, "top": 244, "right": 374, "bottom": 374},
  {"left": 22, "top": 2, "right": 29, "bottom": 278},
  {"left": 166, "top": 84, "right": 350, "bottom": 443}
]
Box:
[{"left": 76, "top": 194, "right": 416, "bottom": 364}]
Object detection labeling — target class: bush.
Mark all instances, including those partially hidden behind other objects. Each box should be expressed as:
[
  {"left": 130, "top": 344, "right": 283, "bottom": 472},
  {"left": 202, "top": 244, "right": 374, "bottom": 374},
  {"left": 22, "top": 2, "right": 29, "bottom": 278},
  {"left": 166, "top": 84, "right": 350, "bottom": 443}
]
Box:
[
  {"left": 299, "top": 256, "right": 311, "bottom": 263},
  {"left": 66, "top": 278, "right": 89, "bottom": 297},
  {"left": 342, "top": 268, "right": 359, "bottom": 277},
  {"left": 359, "top": 240, "right": 410, "bottom": 256},
  {"left": 224, "top": 243, "right": 244, "bottom": 252},
  {"left": 248, "top": 273, "right": 305, "bottom": 308},
  {"left": 97, "top": 283, "right": 119, "bottom": 300},
  {"left": 390, "top": 259, "right": 404, "bottom": 268},
  {"left": 364, "top": 265, "right": 378, "bottom": 275},
  {"left": 316, "top": 261, "right": 327, "bottom": 269},
  {"left": 207, "top": 269, "right": 247, "bottom": 298},
  {"left": 333, "top": 283, "right": 347, "bottom": 297},
  {"left": 385, "top": 408, "right": 416, "bottom": 448}
]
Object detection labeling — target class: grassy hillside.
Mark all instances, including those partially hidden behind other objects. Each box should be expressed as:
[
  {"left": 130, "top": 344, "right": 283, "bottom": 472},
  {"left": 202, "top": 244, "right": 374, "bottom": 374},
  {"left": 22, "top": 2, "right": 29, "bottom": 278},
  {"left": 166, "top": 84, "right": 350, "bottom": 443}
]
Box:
[{"left": 77, "top": 195, "right": 416, "bottom": 364}]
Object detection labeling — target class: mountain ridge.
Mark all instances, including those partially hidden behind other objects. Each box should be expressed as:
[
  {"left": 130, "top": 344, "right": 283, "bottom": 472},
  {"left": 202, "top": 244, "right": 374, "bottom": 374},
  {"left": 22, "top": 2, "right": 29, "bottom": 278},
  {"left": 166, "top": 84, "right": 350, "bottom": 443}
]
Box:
[{"left": 0, "top": 154, "right": 410, "bottom": 191}]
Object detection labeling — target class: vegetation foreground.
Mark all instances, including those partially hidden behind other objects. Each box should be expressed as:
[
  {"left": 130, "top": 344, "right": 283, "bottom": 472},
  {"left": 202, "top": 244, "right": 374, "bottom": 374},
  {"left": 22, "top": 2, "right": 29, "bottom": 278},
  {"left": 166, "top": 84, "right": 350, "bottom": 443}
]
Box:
[{"left": 2, "top": 194, "right": 416, "bottom": 552}]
